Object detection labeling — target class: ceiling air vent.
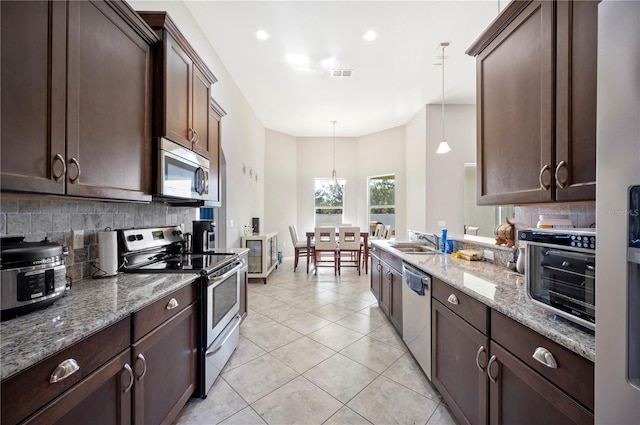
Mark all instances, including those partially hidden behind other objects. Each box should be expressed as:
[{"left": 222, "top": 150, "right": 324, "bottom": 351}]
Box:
[{"left": 332, "top": 69, "right": 353, "bottom": 77}]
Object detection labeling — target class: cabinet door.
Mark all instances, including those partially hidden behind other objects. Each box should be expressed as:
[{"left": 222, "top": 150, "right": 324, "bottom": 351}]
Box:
[
  {"left": 370, "top": 254, "right": 382, "bottom": 302},
  {"left": 132, "top": 303, "right": 197, "bottom": 425},
  {"left": 65, "top": 0, "right": 152, "bottom": 201},
  {"left": 555, "top": 0, "right": 598, "bottom": 201},
  {"left": 23, "top": 350, "right": 132, "bottom": 425},
  {"left": 191, "top": 66, "right": 211, "bottom": 158},
  {"left": 432, "top": 299, "right": 489, "bottom": 425},
  {"left": 164, "top": 33, "right": 193, "bottom": 148},
  {"left": 207, "top": 107, "right": 221, "bottom": 204},
  {"left": 488, "top": 342, "right": 593, "bottom": 425},
  {"left": 389, "top": 266, "right": 403, "bottom": 336},
  {"left": 0, "top": 0, "right": 66, "bottom": 195},
  {"left": 476, "top": 0, "right": 555, "bottom": 205},
  {"left": 240, "top": 260, "right": 248, "bottom": 319}
]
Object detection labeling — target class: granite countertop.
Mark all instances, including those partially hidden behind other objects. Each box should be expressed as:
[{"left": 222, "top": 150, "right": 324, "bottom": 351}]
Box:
[
  {"left": 372, "top": 240, "right": 596, "bottom": 362},
  {"left": 0, "top": 272, "right": 197, "bottom": 381}
]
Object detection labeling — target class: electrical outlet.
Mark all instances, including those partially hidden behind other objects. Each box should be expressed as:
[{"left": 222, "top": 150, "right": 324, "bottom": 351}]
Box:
[
  {"left": 483, "top": 249, "right": 495, "bottom": 262},
  {"left": 73, "top": 230, "right": 84, "bottom": 250},
  {"left": 229, "top": 219, "right": 234, "bottom": 227},
  {"left": 438, "top": 220, "right": 447, "bottom": 227}
]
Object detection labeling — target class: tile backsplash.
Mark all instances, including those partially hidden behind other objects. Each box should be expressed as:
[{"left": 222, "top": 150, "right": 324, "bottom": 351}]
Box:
[
  {"left": 514, "top": 201, "right": 596, "bottom": 229},
  {"left": 1, "top": 196, "right": 197, "bottom": 281}
]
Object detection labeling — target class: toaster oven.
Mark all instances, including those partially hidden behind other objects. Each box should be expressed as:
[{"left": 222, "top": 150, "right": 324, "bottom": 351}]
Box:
[{"left": 518, "top": 228, "right": 596, "bottom": 331}]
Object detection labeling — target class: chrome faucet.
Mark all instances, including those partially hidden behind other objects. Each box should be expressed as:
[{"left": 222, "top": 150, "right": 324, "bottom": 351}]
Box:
[{"left": 416, "top": 232, "right": 440, "bottom": 250}]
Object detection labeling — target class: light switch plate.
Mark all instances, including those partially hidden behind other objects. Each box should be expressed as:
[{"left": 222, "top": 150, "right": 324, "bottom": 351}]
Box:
[
  {"left": 438, "top": 220, "right": 447, "bottom": 227},
  {"left": 73, "top": 230, "right": 84, "bottom": 250}
]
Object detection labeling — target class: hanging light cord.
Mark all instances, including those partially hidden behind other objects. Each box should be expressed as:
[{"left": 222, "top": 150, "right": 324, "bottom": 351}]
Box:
[{"left": 441, "top": 44, "right": 445, "bottom": 144}]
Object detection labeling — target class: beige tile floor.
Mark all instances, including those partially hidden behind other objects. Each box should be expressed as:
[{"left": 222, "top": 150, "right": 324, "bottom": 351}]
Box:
[{"left": 175, "top": 258, "right": 457, "bottom": 425}]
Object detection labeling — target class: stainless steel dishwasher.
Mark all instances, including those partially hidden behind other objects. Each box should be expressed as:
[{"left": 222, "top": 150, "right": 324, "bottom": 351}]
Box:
[{"left": 402, "top": 262, "right": 432, "bottom": 379}]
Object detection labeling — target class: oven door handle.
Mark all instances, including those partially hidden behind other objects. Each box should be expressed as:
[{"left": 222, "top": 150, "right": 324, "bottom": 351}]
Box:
[
  {"left": 205, "top": 314, "right": 241, "bottom": 358},
  {"left": 208, "top": 261, "right": 243, "bottom": 286}
]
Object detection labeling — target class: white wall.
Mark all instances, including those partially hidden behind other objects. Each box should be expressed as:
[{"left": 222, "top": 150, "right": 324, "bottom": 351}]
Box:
[
  {"left": 595, "top": 0, "right": 640, "bottom": 422},
  {"left": 129, "top": 1, "right": 266, "bottom": 249},
  {"left": 357, "top": 126, "right": 406, "bottom": 238},
  {"left": 424, "top": 104, "right": 477, "bottom": 235},
  {"left": 264, "top": 129, "right": 297, "bottom": 257},
  {"left": 296, "top": 136, "right": 359, "bottom": 237},
  {"left": 405, "top": 106, "right": 428, "bottom": 234}
]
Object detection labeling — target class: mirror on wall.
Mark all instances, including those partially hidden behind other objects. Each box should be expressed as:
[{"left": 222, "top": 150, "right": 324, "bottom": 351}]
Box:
[{"left": 463, "top": 163, "right": 514, "bottom": 238}]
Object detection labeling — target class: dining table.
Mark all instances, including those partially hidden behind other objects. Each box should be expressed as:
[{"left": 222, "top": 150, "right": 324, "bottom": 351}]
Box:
[{"left": 305, "top": 231, "right": 369, "bottom": 274}]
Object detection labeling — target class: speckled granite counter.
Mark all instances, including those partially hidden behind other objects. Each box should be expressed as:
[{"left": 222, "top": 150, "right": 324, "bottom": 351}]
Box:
[
  {"left": 0, "top": 272, "right": 197, "bottom": 381},
  {"left": 373, "top": 240, "right": 595, "bottom": 362}
]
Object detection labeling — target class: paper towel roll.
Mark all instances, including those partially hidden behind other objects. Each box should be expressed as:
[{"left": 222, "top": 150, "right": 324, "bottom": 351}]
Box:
[{"left": 98, "top": 231, "right": 118, "bottom": 276}]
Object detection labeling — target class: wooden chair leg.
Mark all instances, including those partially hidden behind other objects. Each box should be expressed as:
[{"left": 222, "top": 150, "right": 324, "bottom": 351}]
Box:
[{"left": 294, "top": 248, "right": 299, "bottom": 271}]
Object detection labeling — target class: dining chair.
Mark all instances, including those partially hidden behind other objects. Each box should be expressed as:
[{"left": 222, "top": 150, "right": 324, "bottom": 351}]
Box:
[
  {"left": 383, "top": 225, "right": 393, "bottom": 239},
  {"left": 338, "top": 226, "right": 361, "bottom": 275},
  {"left": 314, "top": 226, "right": 338, "bottom": 275},
  {"left": 289, "top": 225, "right": 313, "bottom": 271}
]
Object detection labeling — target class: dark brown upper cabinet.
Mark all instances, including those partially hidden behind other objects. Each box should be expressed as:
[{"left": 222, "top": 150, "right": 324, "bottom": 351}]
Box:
[
  {"left": 467, "top": 0, "right": 597, "bottom": 205},
  {"left": 138, "top": 12, "right": 218, "bottom": 159},
  {"left": 0, "top": 1, "right": 158, "bottom": 202},
  {"left": 208, "top": 100, "right": 226, "bottom": 206}
]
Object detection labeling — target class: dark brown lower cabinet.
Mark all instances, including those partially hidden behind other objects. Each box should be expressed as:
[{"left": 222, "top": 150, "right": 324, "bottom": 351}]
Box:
[
  {"left": 239, "top": 251, "right": 249, "bottom": 319},
  {"left": 24, "top": 349, "right": 133, "bottom": 425},
  {"left": 488, "top": 342, "right": 592, "bottom": 424},
  {"left": 432, "top": 299, "right": 489, "bottom": 425},
  {"left": 369, "top": 248, "right": 402, "bottom": 335},
  {"left": 131, "top": 303, "right": 197, "bottom": 425}
]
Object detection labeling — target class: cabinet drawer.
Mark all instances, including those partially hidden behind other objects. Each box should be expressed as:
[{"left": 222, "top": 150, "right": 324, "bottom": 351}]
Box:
[
  {"left": 133, "top": 281, "right": 197, "bottom": 341},
  {"left": 491, "top": 310, "right": 594, "bottom": 411},
  {"left": 432, "top": 278, "right": 488, "bottom": 335},
  {"left": 1, "top": 317, "right": 131, "bottom": 425},
  {"left": 379, "top": 248, "right": 403, "bottom": 272}
]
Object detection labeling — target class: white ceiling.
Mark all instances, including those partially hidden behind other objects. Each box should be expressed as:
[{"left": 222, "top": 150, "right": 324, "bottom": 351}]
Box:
[{"left": 184, "top": 1, "right": 503, "bottom": 137}]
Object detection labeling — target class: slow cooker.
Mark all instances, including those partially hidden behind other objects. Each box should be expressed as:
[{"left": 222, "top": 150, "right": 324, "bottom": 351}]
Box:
[{"left": 1, "top": 237, "right": 69, "bottom": 321}]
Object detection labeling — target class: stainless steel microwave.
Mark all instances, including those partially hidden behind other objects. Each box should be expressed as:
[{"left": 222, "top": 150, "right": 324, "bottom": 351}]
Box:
[
  {"left": 518, "top": 228, "right": 596, "bottom": 331},
  {"left": 156, "top": 137, "right": 210, "bottom": 202}
]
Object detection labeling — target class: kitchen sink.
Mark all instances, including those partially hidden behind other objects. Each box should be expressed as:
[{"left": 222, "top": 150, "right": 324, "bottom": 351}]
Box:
[{"left": 389, "top": 243, "right": 441, "bottom": 255}]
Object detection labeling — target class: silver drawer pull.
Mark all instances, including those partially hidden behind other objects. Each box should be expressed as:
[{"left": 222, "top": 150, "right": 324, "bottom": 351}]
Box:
[
  {"left": 487, "top": 355, "right": 498, "bottom": 384},
  {"left": 50, "top": 359, "right": 80, "bottom": 383},
  {"left": 136, "top": 353, "right": 148, "bottom": 380},
  {"left": 475, "top": 345, "right": 487, "bottom": 372},
  {"left": 166, "top": 298, "right": 179, "bottom": 310},
  {"left": 532, "top": 347, "right": 558, "bottom": 369},
  {"left": 447, "top": 294, "right": 459, "bottom": 305},
  {"left": 122, "top": 363, "right": 134, "bottom": 393}
]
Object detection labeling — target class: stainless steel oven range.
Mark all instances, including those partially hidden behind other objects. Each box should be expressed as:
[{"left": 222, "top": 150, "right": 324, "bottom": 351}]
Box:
[
  {"left": 117, "top": 226, "right": 244, "bottom": 398},
  {"left": 518, "top": 228, "right": 596, "bottom": 331}
]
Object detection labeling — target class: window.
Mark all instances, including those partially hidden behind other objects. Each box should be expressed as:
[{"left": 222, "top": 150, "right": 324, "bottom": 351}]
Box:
[
  {"left": 315, "top": 178, "right": 345, "bottom": 225},
  {"left": 368, "top": 174, "right": 395, "bottom": 235}
]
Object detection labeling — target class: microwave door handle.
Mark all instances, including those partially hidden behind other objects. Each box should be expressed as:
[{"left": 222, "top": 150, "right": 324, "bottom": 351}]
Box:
[{"left": 195, "top": 167, "right": 205, "bottom": 195}]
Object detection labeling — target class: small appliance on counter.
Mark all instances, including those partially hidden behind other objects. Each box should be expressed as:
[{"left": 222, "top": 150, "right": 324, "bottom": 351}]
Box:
[
  {"left": 0, "top": 237, "right": 68, "bottom": 320},
  {"left": 193, "top": 220, "right": 215, "bottom": 253},
  {"left": 518, "top": 228, "right": 596, "bottom": 330}
]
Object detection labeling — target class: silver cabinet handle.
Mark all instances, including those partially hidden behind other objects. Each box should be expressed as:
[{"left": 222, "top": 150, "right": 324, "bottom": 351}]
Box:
[
  {"left": 50, "top": 359, "right": 80, "bottom": 383},
  {"left": 122, "top": 363, "right": 134, "bottom": 393},
  {"left": 135, "top": 353, "right": 147, "bottom": 380},
  {"left": 475, "top": 345, "right": 486, "bottom": 373},
  {"left": 52, "top": 154, "right": 67, "bottom": 182},
  {"left": 188, "top": 127, "right": 196, "bottom": 144},
  {"left": 532, "top": 347, "right": 558, "bottom": 369},
  {"left": 555, "top": 160, "right": 567, "bottom": 188},
  {"left": 539, "top": 164, "right": 551, "bottom": 190},
  {"left": 166, "top": 298, "right": 179, "bottom": 310},
  {"left": 487, "top": 355, "right": 498, "bottom": 384},
  {"left": 193, "top": 129, "right": 199, "bottom": 144},
  {"left": 447, "top": 294, "right": 459, "bottom": 305},
  {"left": 69, "top": 158, "right": 81, "bottom": 183}
]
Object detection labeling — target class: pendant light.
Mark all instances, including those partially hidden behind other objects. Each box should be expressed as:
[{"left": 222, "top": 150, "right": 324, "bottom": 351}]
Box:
[
  {"left": 331, "top": 120, "right": 338, "bottom": 184},
  {"left": 436, "top": 42, "right": 451, "bottom": 154}
]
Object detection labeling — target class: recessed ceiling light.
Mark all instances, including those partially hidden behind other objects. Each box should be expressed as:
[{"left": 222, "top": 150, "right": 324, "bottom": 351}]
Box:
[
  {"left": 286, "top": 54, "right": 309, "bottom": 66},
  {"left": 256, "top": 29, "right": 270, "bottom": 40},
  {"left": 362, "top": 30, "right": 377, "bottom": 41}
]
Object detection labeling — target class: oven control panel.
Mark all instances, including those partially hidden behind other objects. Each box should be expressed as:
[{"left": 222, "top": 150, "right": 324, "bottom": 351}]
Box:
[
  {"left": 119, "top": 226, "right": 184, "bottom": 253},
  {"left": 518, "top": 228, "right": 596, "bottom": 251}
]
